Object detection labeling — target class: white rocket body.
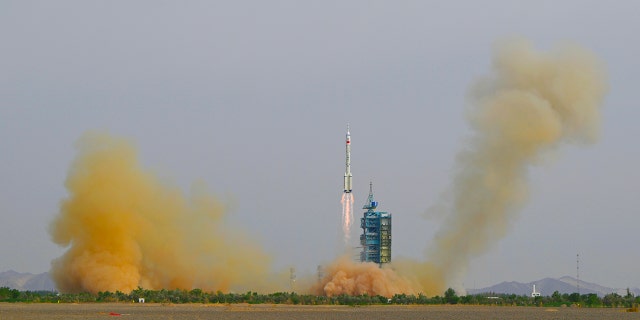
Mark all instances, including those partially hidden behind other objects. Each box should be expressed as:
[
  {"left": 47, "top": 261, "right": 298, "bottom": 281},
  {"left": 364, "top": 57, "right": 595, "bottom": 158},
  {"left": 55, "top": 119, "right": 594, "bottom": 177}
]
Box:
[{"left": 344, "top": 125, "right": 352, "bottom": 193}]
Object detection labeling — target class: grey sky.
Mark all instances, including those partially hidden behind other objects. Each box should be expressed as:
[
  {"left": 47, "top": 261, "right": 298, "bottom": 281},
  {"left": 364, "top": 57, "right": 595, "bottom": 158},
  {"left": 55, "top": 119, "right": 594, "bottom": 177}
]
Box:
[{"left": 1, "top": 1, "right": 639, "bottom": 290}]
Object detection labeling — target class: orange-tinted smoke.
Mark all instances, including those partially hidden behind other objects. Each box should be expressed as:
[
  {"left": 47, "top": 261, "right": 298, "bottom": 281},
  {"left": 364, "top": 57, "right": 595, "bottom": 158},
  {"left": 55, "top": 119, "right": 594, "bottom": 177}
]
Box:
[
  {"left": 312, "top": 256, "right": 421, "bottom": 297},
  {"left": 425, "top": 39, "right": 607, "bottom": 290},
  {"left": 315, "top": 39, "right": 606, "bottom": 297},
  {"left": 49, "top": 132, "right": 271, "bottom": 293}
]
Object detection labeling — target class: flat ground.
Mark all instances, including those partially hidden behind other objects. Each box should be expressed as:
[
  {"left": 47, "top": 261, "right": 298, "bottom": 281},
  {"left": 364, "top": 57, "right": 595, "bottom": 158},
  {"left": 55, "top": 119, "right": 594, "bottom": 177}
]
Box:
[{"left": 0, "top": 303, "right": 636, "bottom": 320}]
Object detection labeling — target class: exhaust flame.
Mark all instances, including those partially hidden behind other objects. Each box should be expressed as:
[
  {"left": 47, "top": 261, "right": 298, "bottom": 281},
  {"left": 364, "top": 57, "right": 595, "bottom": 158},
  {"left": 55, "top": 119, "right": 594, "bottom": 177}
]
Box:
[
  {"left": 49, "top": 132, "right": 272, "bottom": 293},
  {"left": 341, "top": 193, "right": 354, "bottom": 245}
]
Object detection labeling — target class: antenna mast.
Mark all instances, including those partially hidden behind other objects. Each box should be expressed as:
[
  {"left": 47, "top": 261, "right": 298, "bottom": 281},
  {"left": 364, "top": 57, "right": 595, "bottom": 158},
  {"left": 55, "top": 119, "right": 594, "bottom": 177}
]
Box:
[{"left": 576, "top": 253, "right": 580, "bottom": 295}]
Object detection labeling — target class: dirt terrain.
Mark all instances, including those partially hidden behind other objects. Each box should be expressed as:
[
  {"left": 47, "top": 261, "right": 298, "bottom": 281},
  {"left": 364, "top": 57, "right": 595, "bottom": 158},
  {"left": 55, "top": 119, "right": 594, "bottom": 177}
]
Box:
[{"left": 0, "top": 303, "right": 636, "bottom": 320}]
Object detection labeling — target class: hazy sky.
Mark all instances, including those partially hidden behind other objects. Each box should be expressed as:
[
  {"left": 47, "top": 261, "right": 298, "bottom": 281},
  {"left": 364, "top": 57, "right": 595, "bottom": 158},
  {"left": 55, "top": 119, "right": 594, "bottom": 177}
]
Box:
[{"left": 1, "top": 1, "right": 639, "bottom": 290}]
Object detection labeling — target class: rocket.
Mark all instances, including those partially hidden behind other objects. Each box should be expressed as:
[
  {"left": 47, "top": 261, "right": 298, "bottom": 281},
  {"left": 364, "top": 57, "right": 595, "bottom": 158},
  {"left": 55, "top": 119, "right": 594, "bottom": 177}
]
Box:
[{"left": 344, "top": 124, "right": 352, "bottom": 193}]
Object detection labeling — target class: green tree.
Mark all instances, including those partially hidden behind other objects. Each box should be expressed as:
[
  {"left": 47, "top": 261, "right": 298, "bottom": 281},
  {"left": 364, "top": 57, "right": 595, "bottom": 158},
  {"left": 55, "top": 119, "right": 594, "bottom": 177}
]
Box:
[
  {"left": 459, "top": 295, "right": 476, "bottom": 304},
  {"left": 0, "top": 287, "right": 20, "bottom": 301},
  {"left": 568, "top": 292, "right": 581, "bottom": 303},
  {"left": 189, "top": 288, "right": 204, "bottom": 303},
  {"left": 603, "top": 292, "right": 623, "bottom": 307},
  {"left": 584, "top": 293, "right": 601, "bottom": 307},
  {"left": 444, "top": 288, "right": 459, "bottom": 304}
]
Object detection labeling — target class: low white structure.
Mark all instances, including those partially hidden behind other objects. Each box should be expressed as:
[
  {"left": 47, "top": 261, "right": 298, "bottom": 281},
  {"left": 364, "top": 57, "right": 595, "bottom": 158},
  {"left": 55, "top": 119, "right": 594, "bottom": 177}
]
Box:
[
  {"left": 138, "top": 298, "right": 145, "bottom": 303},
  {"left": 531, "top": 284, "right": 541, "bottom": 297}
]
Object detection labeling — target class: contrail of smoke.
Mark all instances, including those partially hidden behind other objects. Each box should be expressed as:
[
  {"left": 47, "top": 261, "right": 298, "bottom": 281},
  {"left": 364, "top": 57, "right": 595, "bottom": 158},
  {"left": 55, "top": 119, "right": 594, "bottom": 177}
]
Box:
[
  {"left": 49, "top": 132, "right": 272, "bottom": 293},
  {"left": 341, "top": 193, "right": 354, "bottom": 245},
  {"left": 424, "top": 39, "right": 607, "bottom": 291},
  {"left": 316, "top": 39, "right": 606, "bottom": 296}
]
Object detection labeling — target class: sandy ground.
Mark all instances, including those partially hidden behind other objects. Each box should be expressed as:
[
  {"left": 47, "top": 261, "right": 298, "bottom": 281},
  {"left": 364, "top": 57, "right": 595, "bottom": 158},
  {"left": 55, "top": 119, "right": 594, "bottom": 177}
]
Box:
[{"left": 0, "top": 303, "right": 637, "bottom": 320}]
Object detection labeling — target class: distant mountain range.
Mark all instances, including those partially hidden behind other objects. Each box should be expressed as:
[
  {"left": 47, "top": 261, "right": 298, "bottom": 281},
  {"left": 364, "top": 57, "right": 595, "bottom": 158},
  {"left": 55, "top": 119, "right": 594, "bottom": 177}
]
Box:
[
  {"left": 0, "top": 270, "right": 56, "bottom": 291},
  {"left": 467, "top": 276, "right": 640, "bottom": 297}
]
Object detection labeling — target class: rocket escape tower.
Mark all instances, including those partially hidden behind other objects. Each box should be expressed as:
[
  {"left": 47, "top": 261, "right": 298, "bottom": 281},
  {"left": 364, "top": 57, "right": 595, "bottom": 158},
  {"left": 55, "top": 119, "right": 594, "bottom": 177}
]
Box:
[{"left": 360, "top": 182, "right": 391, "bottom": 265}]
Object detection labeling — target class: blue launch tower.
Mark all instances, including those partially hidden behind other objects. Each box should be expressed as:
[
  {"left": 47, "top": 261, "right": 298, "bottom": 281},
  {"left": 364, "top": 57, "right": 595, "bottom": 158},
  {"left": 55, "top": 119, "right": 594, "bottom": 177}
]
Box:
[{"left": 359, "top": 182, "right": 391, "bottom": 265}]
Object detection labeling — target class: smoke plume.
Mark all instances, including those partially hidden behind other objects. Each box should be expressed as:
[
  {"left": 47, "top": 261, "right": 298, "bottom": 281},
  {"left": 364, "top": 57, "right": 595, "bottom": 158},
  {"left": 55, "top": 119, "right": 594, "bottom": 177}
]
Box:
[
  {"left": 315, "top": 39, "right": 606, "bottom": 296},
  {"left": 425, "top": 39, "right": 607, "bottom": 290},
  {"left": 50, "top": 132, "right": 271, "bottom": 293},
  {"left": 312, "top": 257, "right": 420, "bottom": 297}
]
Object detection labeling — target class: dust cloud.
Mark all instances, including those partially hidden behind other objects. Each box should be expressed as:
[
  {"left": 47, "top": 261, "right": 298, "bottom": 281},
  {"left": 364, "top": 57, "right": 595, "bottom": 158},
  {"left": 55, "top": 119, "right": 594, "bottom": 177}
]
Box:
[
  {"left": 50, "top": 38, "right": 606, "bottom": 297},
  {"left": 425, "top": 39, "right": 607, "bottom": 291},
  {"left": 316, "top": 39, "right": 606, "bottom": 296},
  {"left": 50, "top": 132, "right": 272, "bottom": 294},
  {"left": 312, "top": 256, "right": 420, "bottom": 297}
]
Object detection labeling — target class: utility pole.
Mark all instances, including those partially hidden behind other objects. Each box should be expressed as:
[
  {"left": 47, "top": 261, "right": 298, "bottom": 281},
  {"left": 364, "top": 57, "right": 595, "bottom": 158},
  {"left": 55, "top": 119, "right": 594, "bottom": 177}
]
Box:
[{"left": 577, "top": 253, "right": 580, "bottom": 296}]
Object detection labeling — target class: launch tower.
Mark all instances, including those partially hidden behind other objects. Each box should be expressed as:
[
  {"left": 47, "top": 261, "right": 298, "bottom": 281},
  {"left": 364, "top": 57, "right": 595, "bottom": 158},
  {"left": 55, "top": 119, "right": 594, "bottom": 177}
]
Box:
[{"left": 360, "top": 182, "right": 391, "bottom": 265}]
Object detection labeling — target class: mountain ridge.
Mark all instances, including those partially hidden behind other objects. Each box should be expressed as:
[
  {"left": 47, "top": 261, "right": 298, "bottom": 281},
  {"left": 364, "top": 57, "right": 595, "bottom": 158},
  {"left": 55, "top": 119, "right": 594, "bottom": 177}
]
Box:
[
  {"left": 0, "top": 270, "right": 56, "bottom": 291},
  {"left": 467, "top": 276, "right": 639, "bottom": 297}
]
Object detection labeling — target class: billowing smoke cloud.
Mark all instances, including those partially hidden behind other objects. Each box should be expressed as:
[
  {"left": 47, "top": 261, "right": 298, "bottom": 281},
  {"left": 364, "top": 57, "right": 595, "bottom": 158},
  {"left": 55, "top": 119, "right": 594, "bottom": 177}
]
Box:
[
  {"left": 424, "top": 39, "right": 607, "bottom": 290},
  {"left": 316, "top": 39, "right": 606, "bottom": 296},
  {"left": 50, "top": 132, "right": 272, "bottom": 293},
  {"left": 312, "top": 257, "right": 420, "bottom": 297}
]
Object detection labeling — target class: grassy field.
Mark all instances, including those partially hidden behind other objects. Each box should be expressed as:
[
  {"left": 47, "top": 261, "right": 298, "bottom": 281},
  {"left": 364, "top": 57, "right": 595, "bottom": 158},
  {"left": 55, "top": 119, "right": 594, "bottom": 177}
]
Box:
[{"left": 1, "top": 303, "right": 636, "bottom": 320}]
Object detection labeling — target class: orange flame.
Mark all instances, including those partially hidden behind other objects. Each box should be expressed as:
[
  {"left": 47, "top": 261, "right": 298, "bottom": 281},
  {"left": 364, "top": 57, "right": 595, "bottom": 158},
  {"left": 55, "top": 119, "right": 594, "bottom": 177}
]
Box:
[{"left": 341, "top": 193, "right": 354, "bottom": 245}]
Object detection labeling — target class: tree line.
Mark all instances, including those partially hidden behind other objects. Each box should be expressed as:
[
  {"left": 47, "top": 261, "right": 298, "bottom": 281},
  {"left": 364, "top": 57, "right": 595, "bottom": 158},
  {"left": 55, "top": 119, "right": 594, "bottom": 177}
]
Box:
[{"left": 1, "top": 286, "right": 638, "bottom": 308}]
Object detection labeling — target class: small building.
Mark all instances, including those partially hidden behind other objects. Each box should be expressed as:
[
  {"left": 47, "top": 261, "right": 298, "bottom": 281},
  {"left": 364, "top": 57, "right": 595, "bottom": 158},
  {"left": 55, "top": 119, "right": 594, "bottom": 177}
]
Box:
[{"left": 360, "top": 182, "right": 391, "bottom": 265}]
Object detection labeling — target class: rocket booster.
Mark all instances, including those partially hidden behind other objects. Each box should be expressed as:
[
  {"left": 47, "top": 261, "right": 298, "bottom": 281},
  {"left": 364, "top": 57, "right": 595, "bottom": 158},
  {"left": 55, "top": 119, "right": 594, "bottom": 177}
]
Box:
[{"left": 344, "top": 124, "right": 352, "bottom": 193}]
